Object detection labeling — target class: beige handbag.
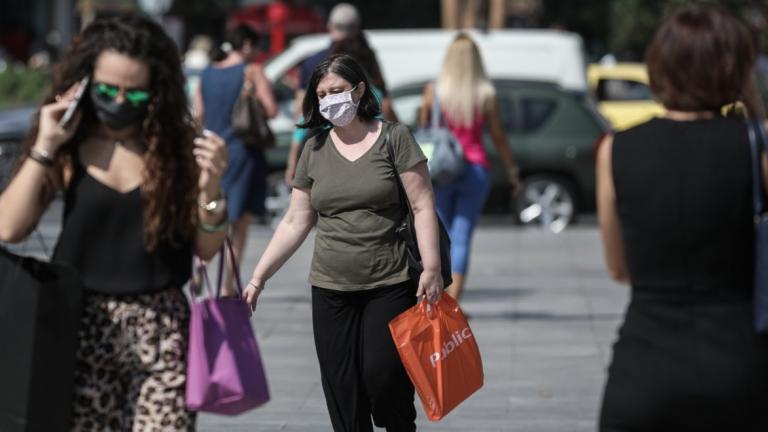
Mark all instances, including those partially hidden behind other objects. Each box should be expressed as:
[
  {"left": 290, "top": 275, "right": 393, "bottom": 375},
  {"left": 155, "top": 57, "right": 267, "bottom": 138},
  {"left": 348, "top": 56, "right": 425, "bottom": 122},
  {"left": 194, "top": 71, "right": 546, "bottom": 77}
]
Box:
[{"left": 231, "top": 65, "right": 275, "bottom": 150}]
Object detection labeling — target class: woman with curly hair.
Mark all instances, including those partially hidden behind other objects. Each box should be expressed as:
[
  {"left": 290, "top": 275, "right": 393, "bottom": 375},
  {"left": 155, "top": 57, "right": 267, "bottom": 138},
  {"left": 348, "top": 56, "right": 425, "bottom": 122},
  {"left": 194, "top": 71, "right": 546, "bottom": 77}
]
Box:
[{"left": 0, "top": 13, "right": 228, "bottom": 430}]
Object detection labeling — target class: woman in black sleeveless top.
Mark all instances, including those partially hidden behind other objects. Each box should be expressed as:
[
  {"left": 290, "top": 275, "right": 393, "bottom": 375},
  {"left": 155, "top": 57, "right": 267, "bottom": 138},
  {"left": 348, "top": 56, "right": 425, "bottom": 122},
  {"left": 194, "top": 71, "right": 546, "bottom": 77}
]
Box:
[
  {"left": 0, "top": 14, "right": 228, "bottom": 430},
  {"left": 596, "top": 5, "right": 768, "bottom": 431}
]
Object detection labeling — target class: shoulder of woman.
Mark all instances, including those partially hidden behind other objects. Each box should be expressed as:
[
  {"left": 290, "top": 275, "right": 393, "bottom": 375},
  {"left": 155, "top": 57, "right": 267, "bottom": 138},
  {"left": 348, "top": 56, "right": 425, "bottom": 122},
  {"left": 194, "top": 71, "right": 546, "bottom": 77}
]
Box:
[
  {"left": 388, "top": 121, "right": 411, "bottom": 138},
  {"left": 306, "top": 128, "right": 331, "bottom": 149}
]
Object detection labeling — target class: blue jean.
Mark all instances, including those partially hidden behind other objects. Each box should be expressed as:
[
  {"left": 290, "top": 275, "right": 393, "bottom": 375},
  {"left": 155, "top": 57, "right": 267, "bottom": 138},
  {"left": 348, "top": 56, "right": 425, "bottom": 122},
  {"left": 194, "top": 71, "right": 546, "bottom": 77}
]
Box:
[{"left": 433, "top": 162, "right": 491, "bottom": 275}]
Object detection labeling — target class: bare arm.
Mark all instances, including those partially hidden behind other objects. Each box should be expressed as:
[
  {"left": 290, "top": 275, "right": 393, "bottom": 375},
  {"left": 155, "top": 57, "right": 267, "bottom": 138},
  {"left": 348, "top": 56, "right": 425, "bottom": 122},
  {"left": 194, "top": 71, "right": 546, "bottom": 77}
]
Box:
[
  {"left": 252, "top": 64, "right": 277, "bottom": 119},
  {"left": 192, "top": 82, "right": 204, "bottom": 125},
  {"left": 0, "top": 96, "right": 78, "bottom": 242},
  {"left": 294, "top": 89, "right": 306, "bottom": 123},
  {"left": 243, "top": 187, "right": 317, "bottom": 309},
  {"left": 194, "top": 208, "right": 228, "bottom": 261},
  {"left": 596, "top": 135, "right": 629, "bottom": 283},
  {"left": 417, "top": 83, "right": 433, "bottom": 128},
  {"left": 284, "top": 140, "right": 301, "bottom": 186},
  {"left": 486, "top": 98, "right": 522, "bottom": 195},
  {"left": 192, "top": 131, "right": 228, "bottom": 260},
  {"left": 400, "top": 161, "right": 443, "bottom": 302}
]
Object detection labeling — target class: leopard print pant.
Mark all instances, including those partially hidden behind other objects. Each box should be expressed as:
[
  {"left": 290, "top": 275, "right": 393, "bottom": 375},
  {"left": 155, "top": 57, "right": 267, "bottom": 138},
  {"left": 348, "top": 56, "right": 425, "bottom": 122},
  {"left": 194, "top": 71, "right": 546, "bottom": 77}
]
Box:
[{"left": 70, "top": 288, "right": 196, "bottom": 432}]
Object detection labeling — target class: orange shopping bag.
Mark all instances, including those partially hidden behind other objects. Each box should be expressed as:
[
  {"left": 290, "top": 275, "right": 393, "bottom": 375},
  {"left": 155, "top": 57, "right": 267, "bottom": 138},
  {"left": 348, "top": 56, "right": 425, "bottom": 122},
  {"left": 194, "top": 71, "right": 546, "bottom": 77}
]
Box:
[{"left": 388, "top": 294, "right": 483, "bottom": 421}]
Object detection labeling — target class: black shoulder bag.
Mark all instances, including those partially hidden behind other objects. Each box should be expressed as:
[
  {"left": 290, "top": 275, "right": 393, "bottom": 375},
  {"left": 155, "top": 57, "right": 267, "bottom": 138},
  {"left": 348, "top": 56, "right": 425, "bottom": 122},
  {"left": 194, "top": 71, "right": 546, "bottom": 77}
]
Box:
[
  {"left": 0, "top": 244, "right": 83, "bottom": 431},
  {"left": 748, "top": 120, "right": 768, "bottom": 334},
  {"left": 383, "top": 124, "right": 453, "bottom": 287}
]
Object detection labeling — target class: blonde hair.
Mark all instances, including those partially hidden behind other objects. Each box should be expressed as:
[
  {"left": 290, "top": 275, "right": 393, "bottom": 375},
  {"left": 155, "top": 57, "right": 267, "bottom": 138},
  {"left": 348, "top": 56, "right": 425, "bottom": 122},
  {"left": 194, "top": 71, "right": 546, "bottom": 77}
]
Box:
[{"left": 435, "top": 33, "right": 495, "bottom": 127}]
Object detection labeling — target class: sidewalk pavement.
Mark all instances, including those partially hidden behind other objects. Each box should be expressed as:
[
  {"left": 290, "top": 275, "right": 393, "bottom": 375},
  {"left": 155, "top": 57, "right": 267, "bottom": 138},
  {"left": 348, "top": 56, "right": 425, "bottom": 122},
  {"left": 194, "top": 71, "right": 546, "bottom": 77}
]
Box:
[
  {"left": 197, "top": 223, "right": 628, "bottom": 432},
  {"left": 15, "top": 203, "right": 625, "bottom": 431}
]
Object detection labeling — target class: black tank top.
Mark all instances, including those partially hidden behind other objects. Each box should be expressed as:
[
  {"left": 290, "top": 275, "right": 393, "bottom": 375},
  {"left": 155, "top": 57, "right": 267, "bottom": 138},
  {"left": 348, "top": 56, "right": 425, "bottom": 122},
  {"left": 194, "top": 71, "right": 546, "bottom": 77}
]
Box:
[
  {"left": 612, "top": 117, "right": 754, "bottom": 300},
  {"left": 53, "top": 151, "right": 192, "bottom": 295}
]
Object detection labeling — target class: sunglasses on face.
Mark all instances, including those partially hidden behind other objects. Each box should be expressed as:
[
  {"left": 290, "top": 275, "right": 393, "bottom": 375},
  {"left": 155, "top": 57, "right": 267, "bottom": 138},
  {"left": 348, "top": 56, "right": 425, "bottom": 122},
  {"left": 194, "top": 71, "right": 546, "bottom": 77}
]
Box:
[{"left": 94, "top": 82, "right": 151, "bottom": 106}]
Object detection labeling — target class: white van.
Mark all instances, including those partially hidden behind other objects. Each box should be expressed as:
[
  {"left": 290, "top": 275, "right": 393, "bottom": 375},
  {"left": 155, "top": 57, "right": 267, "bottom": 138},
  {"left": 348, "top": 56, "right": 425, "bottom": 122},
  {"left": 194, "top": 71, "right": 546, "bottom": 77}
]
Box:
[{"left": 264, "top": 29, "right": 588, "bottom": 131}]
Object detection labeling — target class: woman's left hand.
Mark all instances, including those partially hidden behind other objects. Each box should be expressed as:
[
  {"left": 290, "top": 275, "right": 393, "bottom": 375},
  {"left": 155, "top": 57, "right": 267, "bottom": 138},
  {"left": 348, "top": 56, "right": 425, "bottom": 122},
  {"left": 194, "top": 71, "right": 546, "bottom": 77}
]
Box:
[
  {"left": 508, "top": 167, "right": 523, "bottom": 197},
  {"left": 417, "top": 270, "right": 443, "bottom": 304},
  {"left": 194, "top": 130, "right": 227, "bottom": 197}
]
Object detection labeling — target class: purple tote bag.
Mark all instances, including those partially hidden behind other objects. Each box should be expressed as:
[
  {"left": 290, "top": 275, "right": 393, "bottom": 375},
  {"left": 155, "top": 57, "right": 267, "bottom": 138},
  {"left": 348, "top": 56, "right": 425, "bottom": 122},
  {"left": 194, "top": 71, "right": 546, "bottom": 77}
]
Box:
[{"left": 185, "top": 240, "right": 269, "bottom": 415}]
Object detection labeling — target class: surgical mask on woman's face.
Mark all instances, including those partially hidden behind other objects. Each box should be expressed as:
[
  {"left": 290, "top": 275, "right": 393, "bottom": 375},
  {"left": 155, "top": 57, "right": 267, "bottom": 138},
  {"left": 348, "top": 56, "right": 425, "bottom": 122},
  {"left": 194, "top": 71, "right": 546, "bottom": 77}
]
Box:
[{"left": 318, "top": 86, "right": 359, "bottom": 127}]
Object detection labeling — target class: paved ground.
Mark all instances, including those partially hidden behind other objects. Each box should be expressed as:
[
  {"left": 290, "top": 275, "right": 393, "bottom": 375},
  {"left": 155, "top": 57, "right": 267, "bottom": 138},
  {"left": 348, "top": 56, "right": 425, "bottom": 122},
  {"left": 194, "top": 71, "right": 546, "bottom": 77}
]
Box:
[{"left": 18, "top": 204, "right": 628, "bottom": 432}]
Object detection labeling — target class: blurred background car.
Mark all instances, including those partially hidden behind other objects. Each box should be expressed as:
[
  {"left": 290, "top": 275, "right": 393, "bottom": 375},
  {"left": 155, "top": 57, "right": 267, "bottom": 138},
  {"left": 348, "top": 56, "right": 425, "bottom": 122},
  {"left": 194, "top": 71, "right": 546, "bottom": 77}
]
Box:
[
  {"left": 0, "top": 105, "right": 35, "bottom": 192},
  {"left": 390, "top": 79, "right": 608, "bottom": 233},
  {"left": 587, "top": 62, "right": 664, "bottom": 131}
]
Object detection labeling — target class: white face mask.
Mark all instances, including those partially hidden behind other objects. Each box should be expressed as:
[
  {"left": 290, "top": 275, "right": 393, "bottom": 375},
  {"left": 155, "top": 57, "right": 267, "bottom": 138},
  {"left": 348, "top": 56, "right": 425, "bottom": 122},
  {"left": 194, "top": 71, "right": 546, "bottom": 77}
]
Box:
[{"left": 319, "top": 86, "right": 359, "bottom": 127}]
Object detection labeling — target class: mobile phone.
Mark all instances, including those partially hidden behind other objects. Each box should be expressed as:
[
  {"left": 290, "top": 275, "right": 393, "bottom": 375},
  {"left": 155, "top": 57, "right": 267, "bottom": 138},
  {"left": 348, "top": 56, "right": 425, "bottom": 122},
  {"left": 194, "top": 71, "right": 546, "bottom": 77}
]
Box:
[{"left": 58, "top": 76, "right": 90, "bottom": 128}]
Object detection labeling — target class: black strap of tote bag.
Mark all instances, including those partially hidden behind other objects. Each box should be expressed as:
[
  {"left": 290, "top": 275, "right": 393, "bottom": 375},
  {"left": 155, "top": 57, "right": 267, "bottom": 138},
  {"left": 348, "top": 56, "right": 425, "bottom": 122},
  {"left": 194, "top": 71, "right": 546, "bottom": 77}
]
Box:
[{"left": 382, "top": 122, "right": 453, "bottom": 287}]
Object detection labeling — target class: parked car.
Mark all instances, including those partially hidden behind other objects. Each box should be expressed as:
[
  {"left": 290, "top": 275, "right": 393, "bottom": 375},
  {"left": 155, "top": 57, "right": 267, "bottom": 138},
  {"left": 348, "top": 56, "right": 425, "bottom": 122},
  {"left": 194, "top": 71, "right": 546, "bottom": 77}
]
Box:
[
  {"left": 390, "top": 80, "right": 608, "bottom": 232},
  {"left": 0, "top": 106, "right": 36, "bottom": 192},
  {"left": 587, "top": 62, "right": 664, "bottom": 131}
]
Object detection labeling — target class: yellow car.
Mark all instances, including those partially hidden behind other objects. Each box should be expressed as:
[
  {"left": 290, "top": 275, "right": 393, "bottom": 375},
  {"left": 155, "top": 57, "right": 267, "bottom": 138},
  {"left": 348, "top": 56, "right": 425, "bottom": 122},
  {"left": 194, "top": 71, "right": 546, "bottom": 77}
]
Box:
[{"left": 588, "top": 63, "right": 665, "bottom": 131}]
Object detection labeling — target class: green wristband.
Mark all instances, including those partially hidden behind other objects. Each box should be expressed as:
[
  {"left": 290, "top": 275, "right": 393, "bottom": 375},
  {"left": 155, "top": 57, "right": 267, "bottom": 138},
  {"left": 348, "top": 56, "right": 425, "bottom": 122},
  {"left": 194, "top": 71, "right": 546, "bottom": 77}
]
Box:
[{"left": 198, "top": 220, "right": 228, "bottom": 233}]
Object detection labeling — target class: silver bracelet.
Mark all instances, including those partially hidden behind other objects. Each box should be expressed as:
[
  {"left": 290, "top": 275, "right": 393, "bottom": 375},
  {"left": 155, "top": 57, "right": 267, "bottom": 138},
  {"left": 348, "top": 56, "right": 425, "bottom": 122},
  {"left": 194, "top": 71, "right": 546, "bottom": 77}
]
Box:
[{"left": 28, "top": 148, "right": 54, "bottom": 167}]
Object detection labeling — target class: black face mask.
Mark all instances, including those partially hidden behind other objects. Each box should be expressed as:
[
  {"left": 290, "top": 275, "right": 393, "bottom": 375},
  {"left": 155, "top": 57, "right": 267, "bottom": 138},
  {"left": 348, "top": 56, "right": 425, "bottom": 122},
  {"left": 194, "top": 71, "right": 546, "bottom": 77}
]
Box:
[{"left": 89, "top": 86, "right": 149, "bottom": 130}]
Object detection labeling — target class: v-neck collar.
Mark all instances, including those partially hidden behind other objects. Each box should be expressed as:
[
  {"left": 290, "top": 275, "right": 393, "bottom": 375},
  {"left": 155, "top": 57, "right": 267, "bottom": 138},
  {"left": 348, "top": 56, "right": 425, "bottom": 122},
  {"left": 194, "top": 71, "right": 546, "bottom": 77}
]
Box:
[{"left": 328, "top": 122, "right": 386, "bottom": 164}]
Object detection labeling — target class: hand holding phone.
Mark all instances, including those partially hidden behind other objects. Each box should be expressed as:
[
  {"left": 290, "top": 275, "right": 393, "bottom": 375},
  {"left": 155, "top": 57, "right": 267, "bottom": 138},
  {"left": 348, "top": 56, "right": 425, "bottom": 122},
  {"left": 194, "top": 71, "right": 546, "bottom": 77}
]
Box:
[{"left": 58, "top": 76, "right": 90, "bottom": 129}]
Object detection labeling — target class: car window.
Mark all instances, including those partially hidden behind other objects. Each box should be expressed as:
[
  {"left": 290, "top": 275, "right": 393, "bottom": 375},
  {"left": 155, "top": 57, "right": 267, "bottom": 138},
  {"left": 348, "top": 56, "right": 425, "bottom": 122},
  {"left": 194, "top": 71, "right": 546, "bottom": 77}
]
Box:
[
  {"left": 495, "top": 88, "right": 517, "bottom": 132},
  {"left": 519, "top": 97, "right": 557, "bottom": 132},
  {"left": 596, "top": 79, "right": 653, "bottom": 102}
]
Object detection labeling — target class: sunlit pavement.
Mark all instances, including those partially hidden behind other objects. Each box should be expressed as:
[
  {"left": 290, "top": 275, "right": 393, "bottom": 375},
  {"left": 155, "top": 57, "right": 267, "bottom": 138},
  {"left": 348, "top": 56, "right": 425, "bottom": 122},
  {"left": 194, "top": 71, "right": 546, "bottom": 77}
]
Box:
[{"left": 22, "top": 203, "right": 626, "bottom": 432}]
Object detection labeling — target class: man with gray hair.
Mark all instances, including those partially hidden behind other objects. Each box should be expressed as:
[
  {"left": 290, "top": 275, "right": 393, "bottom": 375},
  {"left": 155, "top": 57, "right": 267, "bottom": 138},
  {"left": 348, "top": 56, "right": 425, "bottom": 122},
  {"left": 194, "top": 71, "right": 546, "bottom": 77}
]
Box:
[{"left": 295, "top": 3, "right": 361, "bottom": 113}]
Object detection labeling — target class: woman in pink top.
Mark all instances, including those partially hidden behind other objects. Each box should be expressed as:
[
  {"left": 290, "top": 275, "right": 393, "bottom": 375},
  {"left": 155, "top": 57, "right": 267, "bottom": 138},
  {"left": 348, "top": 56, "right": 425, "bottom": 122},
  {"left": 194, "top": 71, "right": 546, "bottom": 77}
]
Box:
[{"left": 418, "top": 32, "right": 521, "bottom": 302}]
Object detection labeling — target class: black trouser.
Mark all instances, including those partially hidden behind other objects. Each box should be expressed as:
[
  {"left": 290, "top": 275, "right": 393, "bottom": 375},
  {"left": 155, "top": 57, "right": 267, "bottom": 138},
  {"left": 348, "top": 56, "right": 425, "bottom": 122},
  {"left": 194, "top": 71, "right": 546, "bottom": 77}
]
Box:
[{"left": 312, "top": 280, "right": 418, "bottom": 432}]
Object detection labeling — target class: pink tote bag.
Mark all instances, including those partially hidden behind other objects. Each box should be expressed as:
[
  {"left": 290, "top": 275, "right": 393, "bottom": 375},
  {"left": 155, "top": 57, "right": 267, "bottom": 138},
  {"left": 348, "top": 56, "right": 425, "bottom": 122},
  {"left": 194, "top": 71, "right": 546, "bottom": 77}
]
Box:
[{"left": 185, "top": 240, "right": 269, "bottom": 415}]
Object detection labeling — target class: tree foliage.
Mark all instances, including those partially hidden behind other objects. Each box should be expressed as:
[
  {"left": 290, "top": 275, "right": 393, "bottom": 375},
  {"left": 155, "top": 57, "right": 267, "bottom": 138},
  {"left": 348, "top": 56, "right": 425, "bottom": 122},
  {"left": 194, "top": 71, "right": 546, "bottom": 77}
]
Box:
[{"left": 543, "top": 0, "right": 768, "bottom": 60}]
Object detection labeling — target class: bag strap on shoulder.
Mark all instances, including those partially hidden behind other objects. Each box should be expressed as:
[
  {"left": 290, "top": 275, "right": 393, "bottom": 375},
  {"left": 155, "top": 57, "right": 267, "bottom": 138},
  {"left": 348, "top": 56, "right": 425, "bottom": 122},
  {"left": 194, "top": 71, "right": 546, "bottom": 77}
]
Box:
[{"left": 383, "top": 122, "right": 412, "bottom": 218}]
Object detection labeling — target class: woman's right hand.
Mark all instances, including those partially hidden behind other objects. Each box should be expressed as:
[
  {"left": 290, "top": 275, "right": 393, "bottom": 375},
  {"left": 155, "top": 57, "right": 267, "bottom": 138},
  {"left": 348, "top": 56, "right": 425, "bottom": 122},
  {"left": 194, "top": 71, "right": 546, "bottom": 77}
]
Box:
[
  {"left": 243, "top": 278, "right": 265, "bottom": 312},
  {"left": 36, "top": 85, "right": 83, "bottom": 153}
]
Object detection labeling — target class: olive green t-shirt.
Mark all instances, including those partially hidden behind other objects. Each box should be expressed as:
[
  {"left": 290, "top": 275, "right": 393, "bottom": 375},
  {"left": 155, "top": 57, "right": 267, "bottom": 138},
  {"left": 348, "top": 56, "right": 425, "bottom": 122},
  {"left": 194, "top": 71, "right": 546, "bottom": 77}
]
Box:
[{"left": 293, "top": 122, "right": 427, "bottom": 291}]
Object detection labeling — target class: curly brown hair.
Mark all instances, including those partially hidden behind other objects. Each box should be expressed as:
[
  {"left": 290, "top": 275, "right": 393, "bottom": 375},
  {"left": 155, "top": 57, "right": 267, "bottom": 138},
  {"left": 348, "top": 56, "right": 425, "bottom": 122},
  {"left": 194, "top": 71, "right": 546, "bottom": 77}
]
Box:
[{"left": 22, "top": 13, "right": 199, "bottom": 250}]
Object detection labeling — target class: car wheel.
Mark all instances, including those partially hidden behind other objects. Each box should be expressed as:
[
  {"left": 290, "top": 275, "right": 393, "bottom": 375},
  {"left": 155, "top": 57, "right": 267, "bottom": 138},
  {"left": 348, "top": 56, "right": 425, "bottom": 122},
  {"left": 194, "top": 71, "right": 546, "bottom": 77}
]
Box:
[
  {"left": 514, "top": 175, "right": 577, "bottom": 233},
  {"left": 265, "top": 171, "right": 290, "bottom": 229}
]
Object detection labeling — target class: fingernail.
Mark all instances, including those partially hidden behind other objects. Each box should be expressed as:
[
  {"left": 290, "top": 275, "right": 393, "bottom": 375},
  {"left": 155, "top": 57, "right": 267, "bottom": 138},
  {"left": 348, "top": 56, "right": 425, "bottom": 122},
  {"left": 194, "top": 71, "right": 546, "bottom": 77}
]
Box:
[
  {"left": 193, "top": 137, "right": 205, "bottom": 144},
  {"left": 202, "top": 129, "right": 213, "bottom": 137}
]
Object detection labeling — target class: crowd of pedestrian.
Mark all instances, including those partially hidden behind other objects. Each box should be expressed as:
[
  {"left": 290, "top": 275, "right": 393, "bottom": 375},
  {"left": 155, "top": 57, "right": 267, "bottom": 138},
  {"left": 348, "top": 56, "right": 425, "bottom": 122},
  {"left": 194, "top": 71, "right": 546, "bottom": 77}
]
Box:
[{"left": 0, "top": 2, "right": 766, "bottom": 431}]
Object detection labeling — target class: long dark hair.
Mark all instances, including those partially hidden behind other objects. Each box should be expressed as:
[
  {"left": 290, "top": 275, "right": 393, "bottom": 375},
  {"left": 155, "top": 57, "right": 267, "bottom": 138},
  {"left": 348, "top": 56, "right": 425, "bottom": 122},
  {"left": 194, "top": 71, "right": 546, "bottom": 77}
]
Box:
[
  {"left": 210, "top": 24, "right": 260, "bottom": 62},
  {"left": 298, "top": 54, "right": 381, "bottom": 130},
  {"left": 22, "top": 13, "right": 198, "bottom": 250}
]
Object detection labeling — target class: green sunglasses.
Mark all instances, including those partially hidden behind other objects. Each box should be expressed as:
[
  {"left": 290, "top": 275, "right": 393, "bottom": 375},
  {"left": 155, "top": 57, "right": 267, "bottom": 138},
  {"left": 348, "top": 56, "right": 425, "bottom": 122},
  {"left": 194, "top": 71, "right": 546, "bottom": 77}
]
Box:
[{"left": 94, "top": 82, "right": 151, "bottom": 106}]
